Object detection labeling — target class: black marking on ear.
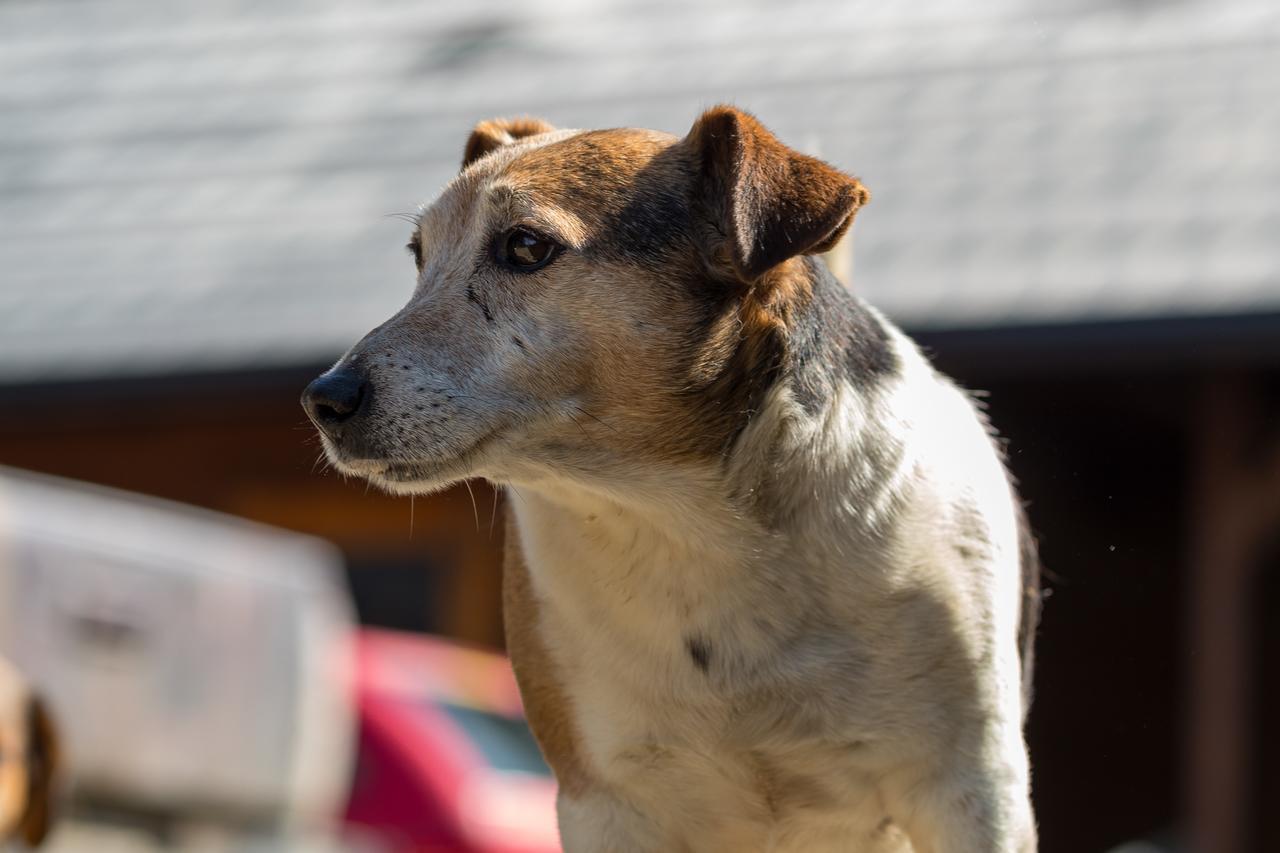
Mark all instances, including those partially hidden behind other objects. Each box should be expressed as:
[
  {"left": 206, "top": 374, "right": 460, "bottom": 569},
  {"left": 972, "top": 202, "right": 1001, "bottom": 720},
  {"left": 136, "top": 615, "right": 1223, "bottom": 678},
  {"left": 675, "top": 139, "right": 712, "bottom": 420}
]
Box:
[
  {"left": 685, "top": 635, "right": 712, "bottom": 673},
  {"left": 788, "top": 258, "right": 898, "bottom": 415},
  {"left": 466, "top": 283, "right": 495, "bottom": 323}
]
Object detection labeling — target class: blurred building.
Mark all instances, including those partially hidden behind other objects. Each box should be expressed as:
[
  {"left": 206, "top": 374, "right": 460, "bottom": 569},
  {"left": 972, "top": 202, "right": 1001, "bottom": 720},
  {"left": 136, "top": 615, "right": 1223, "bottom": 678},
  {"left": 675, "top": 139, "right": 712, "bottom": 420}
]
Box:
[{"left": 2, "top": 1, "right": 1278, "bottom": 851}]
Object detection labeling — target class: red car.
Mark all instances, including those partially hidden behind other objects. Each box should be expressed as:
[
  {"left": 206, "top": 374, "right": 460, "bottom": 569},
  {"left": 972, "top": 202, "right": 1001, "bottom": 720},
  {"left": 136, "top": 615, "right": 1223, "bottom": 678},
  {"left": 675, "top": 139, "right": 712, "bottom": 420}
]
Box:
[{"left": 344, "top": 629, "right": 559, "bottom": 853}]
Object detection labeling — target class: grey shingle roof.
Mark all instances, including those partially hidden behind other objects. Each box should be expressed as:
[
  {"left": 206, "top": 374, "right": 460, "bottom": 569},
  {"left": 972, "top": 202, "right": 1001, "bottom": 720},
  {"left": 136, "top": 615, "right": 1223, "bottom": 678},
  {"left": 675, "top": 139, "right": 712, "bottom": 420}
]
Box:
[{"left": 2, "top": 0, "right": 1278, "bottom": 383}]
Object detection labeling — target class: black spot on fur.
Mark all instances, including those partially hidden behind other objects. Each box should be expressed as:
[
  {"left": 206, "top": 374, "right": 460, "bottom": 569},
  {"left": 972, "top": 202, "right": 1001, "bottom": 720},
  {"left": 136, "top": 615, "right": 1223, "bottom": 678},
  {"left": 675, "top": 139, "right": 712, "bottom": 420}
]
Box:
[
  {"left": 788, "top": 258, "right": 898, "bottom": 415},
  {"left": 685, "top": 635, "right": 712, "bottom": 673},
  {"left": 512, "top": 336, "right": 526, "bottom": 351},
  {"left": 466, "top": 283, "right": 494, "bottom": 323}
]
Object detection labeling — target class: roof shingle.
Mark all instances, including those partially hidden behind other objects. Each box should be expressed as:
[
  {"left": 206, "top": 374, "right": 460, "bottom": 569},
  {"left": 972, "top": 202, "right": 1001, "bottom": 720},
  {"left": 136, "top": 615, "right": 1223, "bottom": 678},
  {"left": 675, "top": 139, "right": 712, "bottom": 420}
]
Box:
[{"left": 2, "top": 0, "right": 1277, "bottom": 382}]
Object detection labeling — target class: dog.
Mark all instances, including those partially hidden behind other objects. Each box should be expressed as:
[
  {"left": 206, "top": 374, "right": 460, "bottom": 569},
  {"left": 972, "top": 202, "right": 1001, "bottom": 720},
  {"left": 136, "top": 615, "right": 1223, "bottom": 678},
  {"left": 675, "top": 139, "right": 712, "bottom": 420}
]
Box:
[
  {"left": 0, "top": 658, "right": 59, "bottom": 847},
  {"left": 304, "top": 106, "right": 1040, "bottom": 852}
]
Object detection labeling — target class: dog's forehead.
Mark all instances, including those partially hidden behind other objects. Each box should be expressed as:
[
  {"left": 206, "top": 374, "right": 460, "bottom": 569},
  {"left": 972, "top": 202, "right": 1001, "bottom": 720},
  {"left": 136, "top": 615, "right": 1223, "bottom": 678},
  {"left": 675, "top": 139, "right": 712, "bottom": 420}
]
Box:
[
  {"left": 415, "top": 129, "right": 585, "bottom": 240},
  {"left": 416, "top": 127, "right": 691, "bottom": 260},
  {"left": 500, "top": 128, "right": 682, "bottom": 198},
  {"left": 443, "top": 128, "right": 681, "bottom": 213}
]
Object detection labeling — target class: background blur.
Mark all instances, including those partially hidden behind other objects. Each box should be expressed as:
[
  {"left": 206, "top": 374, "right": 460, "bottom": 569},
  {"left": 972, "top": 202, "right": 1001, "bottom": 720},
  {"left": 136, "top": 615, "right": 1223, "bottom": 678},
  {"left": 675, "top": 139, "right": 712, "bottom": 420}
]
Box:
[{"left": 2, "top": 1, "right": 1278, "bottom": 851}]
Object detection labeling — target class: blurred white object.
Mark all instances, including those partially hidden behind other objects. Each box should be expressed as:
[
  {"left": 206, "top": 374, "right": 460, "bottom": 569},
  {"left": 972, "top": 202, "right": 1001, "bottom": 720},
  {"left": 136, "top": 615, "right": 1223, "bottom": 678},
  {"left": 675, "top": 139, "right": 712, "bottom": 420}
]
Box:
[
  {"left": 37, "top": 818, "right": 385, "bottom": 853},
  {"left": 0, "top": 467, "right": 356, "bottom": 833}
]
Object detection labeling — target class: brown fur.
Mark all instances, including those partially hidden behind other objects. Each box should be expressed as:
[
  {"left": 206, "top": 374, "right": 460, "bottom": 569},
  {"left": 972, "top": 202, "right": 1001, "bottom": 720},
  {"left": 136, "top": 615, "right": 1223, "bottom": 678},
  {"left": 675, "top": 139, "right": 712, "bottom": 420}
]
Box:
[
  {"left": 484, "top": 118, "right": 879, "bottom": 461},
  {"left": 1, "top": 663, "right": 59, "bottom": 848},
  {"left": 686, "top": 106, "right": 870, "bottom": 282},
  {"left": 749, "top": 750, "right": 836, "bottom": 817},
  {"left": 19, "top": 697, "right": 58, "bottom": 847},
  {"left": 315, "top": 110, "right": 884, "bottom": 478},
  {"left": 463, "top": 117, "right": 559, "bottom": 168},
  {"left": 502, "top": 511, "right": 592, "bottom": 797}
]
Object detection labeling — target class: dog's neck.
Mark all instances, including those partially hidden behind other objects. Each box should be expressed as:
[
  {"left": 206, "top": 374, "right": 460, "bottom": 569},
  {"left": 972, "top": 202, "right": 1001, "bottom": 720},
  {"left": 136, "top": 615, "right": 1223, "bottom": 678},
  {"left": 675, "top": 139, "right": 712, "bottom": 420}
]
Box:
[
  {"left": 509, "top": 261, "right": 918, "bottom": 583},
  {"left": 505, "top": 368, "right": 921, "bottom": 678}
]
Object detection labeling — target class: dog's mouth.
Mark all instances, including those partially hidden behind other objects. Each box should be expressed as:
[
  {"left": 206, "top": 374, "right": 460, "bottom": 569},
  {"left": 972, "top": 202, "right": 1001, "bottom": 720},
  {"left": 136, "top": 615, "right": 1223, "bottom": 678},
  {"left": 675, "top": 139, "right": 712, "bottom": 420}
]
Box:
[
  {"left": 340, "top": 456, "right": 477, "bottom": 494},
  {"left": 375, "top": 459, "right": 456, "bottom": 483},
  {"left": 324, "top": 429, "right": 499, "bottom": 494}
]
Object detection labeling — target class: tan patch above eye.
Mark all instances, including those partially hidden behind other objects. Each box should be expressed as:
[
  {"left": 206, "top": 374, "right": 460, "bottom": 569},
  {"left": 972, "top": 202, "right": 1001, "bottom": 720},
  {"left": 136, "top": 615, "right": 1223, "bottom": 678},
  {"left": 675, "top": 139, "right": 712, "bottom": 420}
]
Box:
[
  {"left": 485, "top": 184, "right": 589, "bottom": 253},
  {"left": 520, "top": 204, "right": 588, "bottom": 251}
]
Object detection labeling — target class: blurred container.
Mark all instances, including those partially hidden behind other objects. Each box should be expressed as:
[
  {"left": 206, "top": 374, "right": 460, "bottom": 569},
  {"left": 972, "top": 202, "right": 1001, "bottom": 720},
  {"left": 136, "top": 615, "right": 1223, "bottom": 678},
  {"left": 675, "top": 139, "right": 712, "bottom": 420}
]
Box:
[
  {"left": 0, "top": 466, "right": 356, "bottom": 832},
  {"left": 346, "top": 629, "right": 558, "bottom": 853}
]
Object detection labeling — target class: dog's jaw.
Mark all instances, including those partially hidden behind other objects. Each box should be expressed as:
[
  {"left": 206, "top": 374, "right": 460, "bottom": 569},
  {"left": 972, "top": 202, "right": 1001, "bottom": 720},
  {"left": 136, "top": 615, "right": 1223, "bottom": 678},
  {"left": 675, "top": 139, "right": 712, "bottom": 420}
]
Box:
[{"left": 320, "top": 430, "right": 499, "bottom": 496}]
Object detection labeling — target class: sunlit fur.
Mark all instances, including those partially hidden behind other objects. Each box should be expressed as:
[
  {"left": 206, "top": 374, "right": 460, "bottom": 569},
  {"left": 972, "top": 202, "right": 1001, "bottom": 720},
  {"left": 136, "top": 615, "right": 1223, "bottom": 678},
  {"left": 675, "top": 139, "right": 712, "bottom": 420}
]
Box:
[{"left": 312, "top": 109, "right": 1037, "bottom": 852}]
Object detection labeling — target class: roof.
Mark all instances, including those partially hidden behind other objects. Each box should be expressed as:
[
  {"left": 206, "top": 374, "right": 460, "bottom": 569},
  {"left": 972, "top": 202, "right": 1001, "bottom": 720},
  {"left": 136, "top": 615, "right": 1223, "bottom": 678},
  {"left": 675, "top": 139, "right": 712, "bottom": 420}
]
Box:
[{"left": 2, "top": 0, "right": 1278, "bottom": 383}]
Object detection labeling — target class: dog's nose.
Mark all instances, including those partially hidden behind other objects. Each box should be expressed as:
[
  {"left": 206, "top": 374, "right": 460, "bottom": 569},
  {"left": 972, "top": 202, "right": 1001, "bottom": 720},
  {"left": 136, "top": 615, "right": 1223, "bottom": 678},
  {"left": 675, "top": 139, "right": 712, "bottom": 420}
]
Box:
[{"left": 302, "top": 367, "right": 368, "bottom": 430}]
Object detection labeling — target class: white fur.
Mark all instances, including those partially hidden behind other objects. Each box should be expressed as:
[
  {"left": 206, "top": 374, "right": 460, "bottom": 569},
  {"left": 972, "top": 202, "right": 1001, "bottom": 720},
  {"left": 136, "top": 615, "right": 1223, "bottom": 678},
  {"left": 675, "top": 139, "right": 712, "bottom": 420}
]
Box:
[{"left": 506, "top": 329, "right": 1034, "bottom": 852}]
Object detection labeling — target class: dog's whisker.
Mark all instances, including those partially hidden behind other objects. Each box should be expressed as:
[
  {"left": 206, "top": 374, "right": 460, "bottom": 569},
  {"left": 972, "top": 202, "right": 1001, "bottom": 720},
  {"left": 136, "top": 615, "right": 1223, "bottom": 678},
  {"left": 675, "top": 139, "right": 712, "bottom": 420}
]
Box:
[
  {"left": 464, "top": 480, "right": 480, "bottom": 533},
  {"left": 311, "top": 450, "right": 336, "bottom": 476},
  {"left": 383, "top": 211, "right": 421, "bottom": 226},
  {"left": 574, "top": 404, "right": 619, "bottom": 435},
  {"left": 489, "top": 487, "right": 500, "bottom": 539}
]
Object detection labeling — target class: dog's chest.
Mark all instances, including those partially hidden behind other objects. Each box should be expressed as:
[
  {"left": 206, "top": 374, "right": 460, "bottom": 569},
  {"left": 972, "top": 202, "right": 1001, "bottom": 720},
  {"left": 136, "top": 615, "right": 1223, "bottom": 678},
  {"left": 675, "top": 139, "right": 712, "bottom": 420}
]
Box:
[
  {"left": 515, "top": 491, "right": 806, "bottom": 703},
  {"left": 512, "top": 494, "right": 907, "bottom": 843}
]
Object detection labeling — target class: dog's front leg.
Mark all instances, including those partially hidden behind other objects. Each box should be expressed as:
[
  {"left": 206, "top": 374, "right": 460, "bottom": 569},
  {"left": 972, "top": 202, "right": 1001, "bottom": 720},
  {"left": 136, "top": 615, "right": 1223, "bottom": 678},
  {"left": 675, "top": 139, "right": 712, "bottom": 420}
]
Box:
[
  {"left": 557, "top": 790, "right": 675, "bottom": 853},
  {"left": 895, "top": 750, "right": 1036, "bottom": 853}
]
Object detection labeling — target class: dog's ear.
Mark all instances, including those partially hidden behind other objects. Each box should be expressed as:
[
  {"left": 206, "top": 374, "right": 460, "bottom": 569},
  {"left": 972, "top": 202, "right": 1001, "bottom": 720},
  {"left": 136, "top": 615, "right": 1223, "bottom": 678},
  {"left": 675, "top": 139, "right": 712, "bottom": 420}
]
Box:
[
  {"left": 686, "top": 105, "right": 870, "bottom": 283},
  {"left": 462, "top": 117, "right": 558, "bottom": 168},
  {"left": 19, "top": 697, "right": 59, "bottom": 847}
]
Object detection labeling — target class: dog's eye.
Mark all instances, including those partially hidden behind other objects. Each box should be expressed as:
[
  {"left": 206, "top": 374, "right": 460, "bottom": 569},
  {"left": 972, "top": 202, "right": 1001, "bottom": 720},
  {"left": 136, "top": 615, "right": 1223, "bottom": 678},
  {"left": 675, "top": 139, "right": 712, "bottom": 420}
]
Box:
[{"left": 500, "top": 228, "right": 560, "bottom": 272}]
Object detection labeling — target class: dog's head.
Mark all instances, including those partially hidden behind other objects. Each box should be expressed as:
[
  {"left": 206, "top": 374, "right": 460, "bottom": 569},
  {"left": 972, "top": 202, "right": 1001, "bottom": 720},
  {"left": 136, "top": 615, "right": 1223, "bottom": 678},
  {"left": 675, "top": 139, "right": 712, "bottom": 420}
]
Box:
[{"left": 303, "top": 106, "right": 869, "bottom": 495}]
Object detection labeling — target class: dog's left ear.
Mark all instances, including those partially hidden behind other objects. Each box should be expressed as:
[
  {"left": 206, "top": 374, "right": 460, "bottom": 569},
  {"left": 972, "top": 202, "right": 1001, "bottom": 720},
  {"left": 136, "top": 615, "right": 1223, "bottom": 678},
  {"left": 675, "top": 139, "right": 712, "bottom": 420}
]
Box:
[
  {"left": 686, "top": 105, "right": 870, "bottom": 283},
  {"left": 19, "top": 697, "right": 60, "bottom": 847},
  {"left": 462, "top": 117, "right": 558, "bottom": 168}
]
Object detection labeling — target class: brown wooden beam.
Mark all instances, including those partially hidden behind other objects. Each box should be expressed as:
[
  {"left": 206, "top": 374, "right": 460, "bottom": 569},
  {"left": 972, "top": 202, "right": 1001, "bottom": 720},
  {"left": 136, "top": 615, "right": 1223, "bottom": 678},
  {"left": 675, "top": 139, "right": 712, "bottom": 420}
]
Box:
[{"left": 1187, "top": 373, "right": 1280, "bottom": 853}]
